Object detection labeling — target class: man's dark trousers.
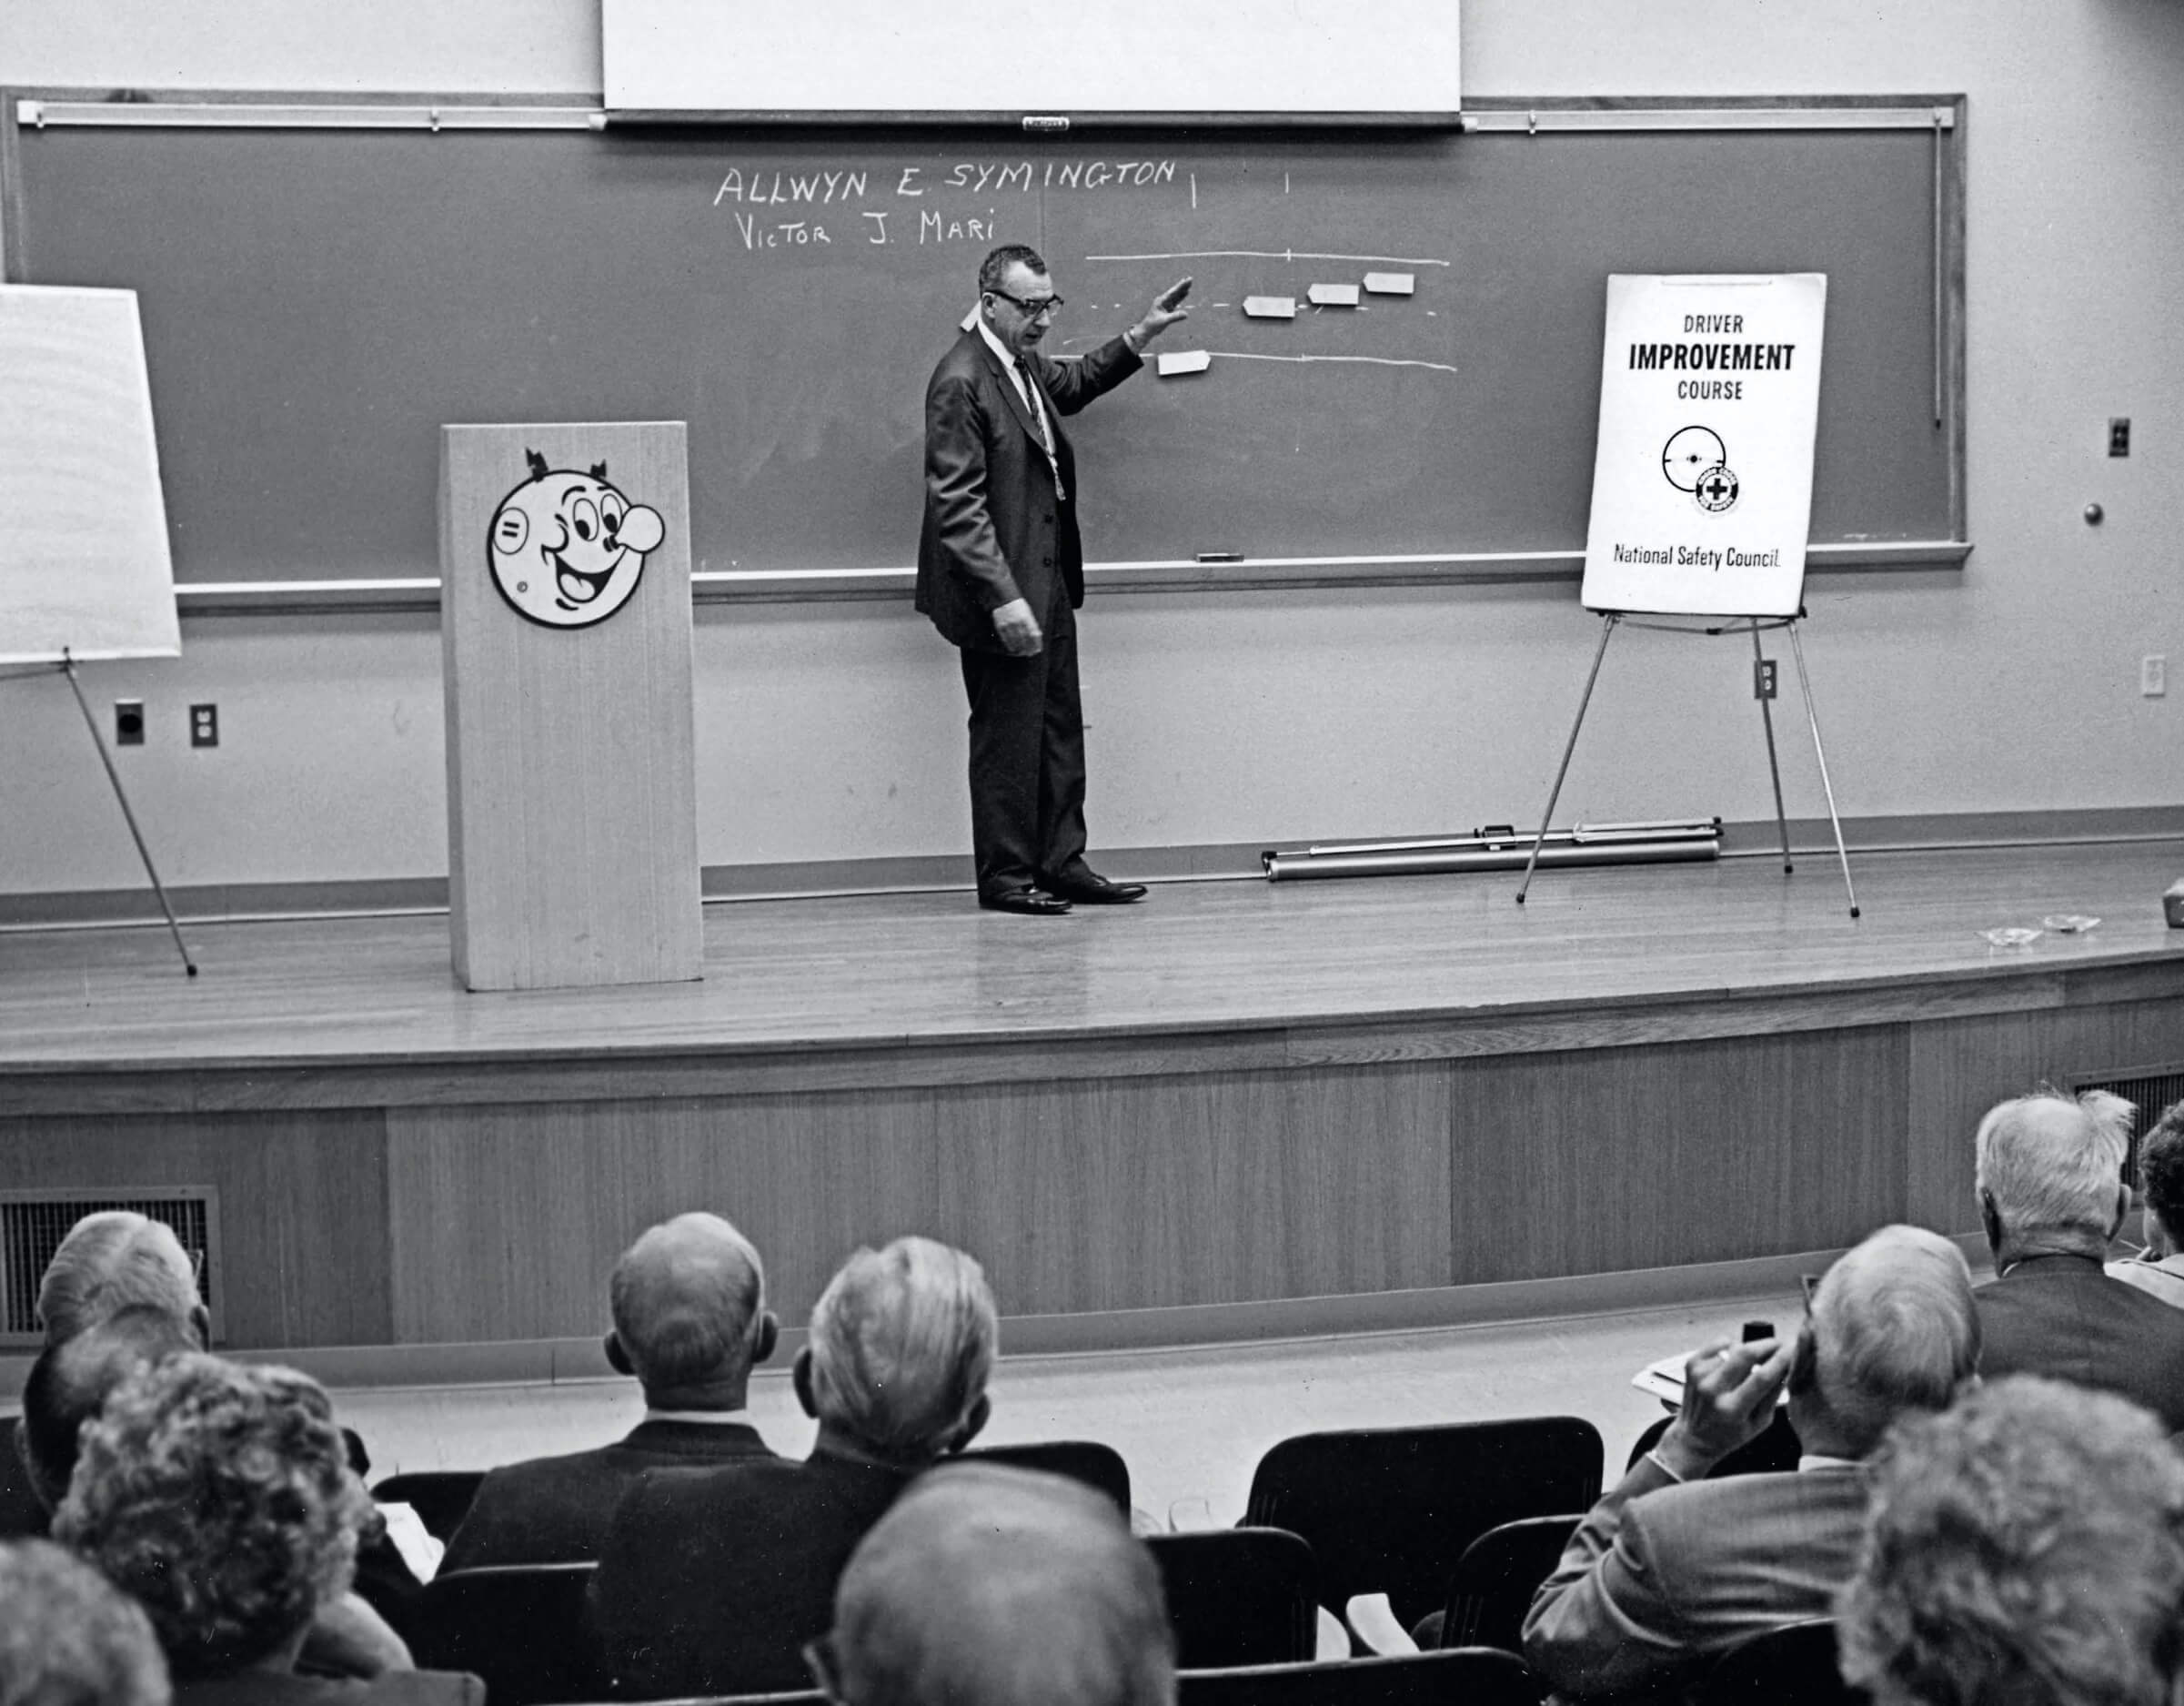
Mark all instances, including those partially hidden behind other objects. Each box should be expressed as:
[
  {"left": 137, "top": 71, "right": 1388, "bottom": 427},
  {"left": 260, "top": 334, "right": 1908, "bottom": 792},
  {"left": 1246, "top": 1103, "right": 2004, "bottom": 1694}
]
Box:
[{"left": 961, "top": 590, "right": 1086, "bottom": 899}]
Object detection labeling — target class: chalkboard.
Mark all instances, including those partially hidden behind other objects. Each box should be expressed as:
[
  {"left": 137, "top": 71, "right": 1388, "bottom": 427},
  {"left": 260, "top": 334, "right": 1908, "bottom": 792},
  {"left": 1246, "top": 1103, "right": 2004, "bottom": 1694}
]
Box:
[{"left": 1, "top": 100, "right": 1963, "bottom": 591}]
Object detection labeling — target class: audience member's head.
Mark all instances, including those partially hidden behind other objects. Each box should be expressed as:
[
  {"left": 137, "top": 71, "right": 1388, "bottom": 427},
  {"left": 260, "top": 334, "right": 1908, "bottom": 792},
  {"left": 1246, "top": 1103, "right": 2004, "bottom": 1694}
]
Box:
[
  {"left": 2134, "top": 1098, "right": 2184, "bottom": 1257},
  {"left": 1787, "top": 1224, "right": 1979, "bottom": 1460},
  {"left": 605, "top": 1212, "right": 777, "bottom": 1408},
  {"left": 796, "top": 1237, "right": 997, "bottom": 1468},
  {"left": 52, "top": 1355, "right": 375, "bottom": 1682},
  {"left": 35, "top": 1213, "right": 207, "bottom": 1350},
  {"left": 0, "top": 1539, "right": 170, "bottom": 1706},
  {"left": 1839, "top": 1375, "right": 2184, "bottom": 1706},
  {"left": 1975, "top": 1087, "right": 2134, "bottom": 1262},
  {"left": 16, "top": 1306, "right": 199, "bottom": 1513},
  {"left": 818, "top": 1463, "right": 1173, "bottom": 1706}
]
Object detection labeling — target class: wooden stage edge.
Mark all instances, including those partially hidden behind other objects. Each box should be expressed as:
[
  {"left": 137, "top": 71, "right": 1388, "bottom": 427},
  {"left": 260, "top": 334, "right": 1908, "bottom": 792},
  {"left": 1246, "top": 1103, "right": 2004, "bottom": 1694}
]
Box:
[{"left": 3, "top": 838, "right": 2181, "bottom": 1368}]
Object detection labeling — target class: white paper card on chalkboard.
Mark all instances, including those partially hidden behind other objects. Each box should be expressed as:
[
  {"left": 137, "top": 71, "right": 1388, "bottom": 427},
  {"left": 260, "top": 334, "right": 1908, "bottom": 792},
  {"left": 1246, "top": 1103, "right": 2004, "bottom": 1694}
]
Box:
[
  {"left": 1581, "top": 273, "right": 1827, "bottom": 619},
  {"left": 0, "top": 287, "right": 180, "bottom": 664},
  {"left": 1308, "top": 283, "right": 1362, "bottom": 307},
  {"left": 1363, "top": 273, "right": 1415, "bottom": 295},
  {"left": 1158, "top": 349, "right": 1213, "bottom": 377},
  {"left": 1243, "top": 297, "right": 1298, "bottom": 319}
]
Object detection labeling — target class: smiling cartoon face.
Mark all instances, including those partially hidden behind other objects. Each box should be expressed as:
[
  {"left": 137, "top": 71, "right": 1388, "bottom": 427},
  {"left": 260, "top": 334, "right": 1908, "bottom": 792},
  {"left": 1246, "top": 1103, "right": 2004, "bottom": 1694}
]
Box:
[{"left": 487, "top": 453, "right": 667, "bottom": 629}]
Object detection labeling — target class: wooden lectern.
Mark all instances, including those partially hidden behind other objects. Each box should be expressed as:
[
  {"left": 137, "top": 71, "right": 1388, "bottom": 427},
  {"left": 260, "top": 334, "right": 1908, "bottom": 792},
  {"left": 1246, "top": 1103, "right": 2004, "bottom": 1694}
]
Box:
[{"left": 439, "top": 421, "right": 701, "bottom": 990}]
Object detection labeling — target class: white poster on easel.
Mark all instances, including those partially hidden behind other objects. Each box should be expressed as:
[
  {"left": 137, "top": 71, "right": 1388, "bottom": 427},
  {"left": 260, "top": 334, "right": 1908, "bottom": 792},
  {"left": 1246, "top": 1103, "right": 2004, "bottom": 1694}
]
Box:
[
  {"left": 0, "top": 286, "right": 181, "bottom": 664},
  {"left": 1580, "top": 273, "right": 1827, "bottom": 619}
]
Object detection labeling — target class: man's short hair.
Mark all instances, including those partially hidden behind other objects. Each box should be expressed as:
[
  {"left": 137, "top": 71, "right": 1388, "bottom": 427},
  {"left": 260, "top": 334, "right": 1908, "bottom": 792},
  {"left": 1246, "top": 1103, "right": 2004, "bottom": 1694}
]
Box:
[
  {"left": 54, "top": 1354, "right": 375, "bottom": 1681},
  {"left": 1807, "top": 1225, "right": 1980, "bottom": 1458},
  {"left": 1838, "top": 1375, "right": 2184, "bottom": 1706},
  {"left": 35, "top": 1214, "right": 200, "bottom": 1348},
  {"left": 1975, "top": 1086, "right": 2133, "bottom": 1243},
  {"left": 0, "top": 1539, "right": 171, "bottom": 1706},
  {"left": 979, "top": 244, "right": 1047, "bottom": 295},
  {"left": 828, "top": 1463, "right": 1173, "bottom": 1706},
  {"left": 18, "top": 1306, "right": 199, "bottom": 1512},
  {"left": 2137, "top": 1098, "right": 2184, "bottom": 1238},
  {"left": 607, "top": 1213, "right": 767, "bottom": 1393},
  {"left": 806, "top": 1237, "right": 996, "bottom": 1461}
]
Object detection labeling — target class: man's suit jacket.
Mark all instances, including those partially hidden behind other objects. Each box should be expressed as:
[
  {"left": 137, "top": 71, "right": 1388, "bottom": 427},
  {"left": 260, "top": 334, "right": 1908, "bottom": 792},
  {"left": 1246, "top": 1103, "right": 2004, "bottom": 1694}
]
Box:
[
  {"left": 438, "top": 1417, "right": 776, "bottom": 1574},
  {"left": 588, "top": 1449, "right": 916, "bottom": 1698},
  {"left": 916, "top": 328, "right": 1142, "bottom": 651},
  {"left": 1977, "top": 1253, "right": 2184, "bottom": 1429},
  {"left": 0, "top": 1418, "right": 49, "bottom": 1539},
  {"left": 1524, "top": 1457, "right": 1868, "bottom": 1703},
  {"left": 175, "top": 1669, "right": 483, "bottom": 1706}
]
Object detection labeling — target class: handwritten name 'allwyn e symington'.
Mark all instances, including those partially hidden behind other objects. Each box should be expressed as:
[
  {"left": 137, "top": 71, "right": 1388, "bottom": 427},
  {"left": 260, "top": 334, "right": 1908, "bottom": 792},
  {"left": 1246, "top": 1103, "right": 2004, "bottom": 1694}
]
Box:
[
  {"left": 1613, "top": 543, "right": 1785, "bottom": 573},
  {"left": 713, "top": 159, "right": 1179, "bottom": 251}
]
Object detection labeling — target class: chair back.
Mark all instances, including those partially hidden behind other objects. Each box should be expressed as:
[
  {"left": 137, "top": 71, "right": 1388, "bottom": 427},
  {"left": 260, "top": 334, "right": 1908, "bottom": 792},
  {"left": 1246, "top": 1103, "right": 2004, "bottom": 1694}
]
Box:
[
  {"left": 1243, "top": 1417, "right": 1603, "bottom": 1630},
  {"left": 1146, "top": 1528, "right": 1317, "bottom": 1668},
  {"left": 371, "top": 1469, "right": 487, "bottom": 1542},
  {"left": 1625, "top": 1410, "right": 1802, "bottom": 1478},
  {"left": 960, "top": 1438, "right": 1132, "bottom": 1516},
  {"left": 1179, "top": 1647, "right": 1541, "bottom": 1706},
  {"left": 407, "top": 1561, "right": 599, "bottom": 1706},
  {"left": 1697, "top": 1620, "right": 1865, "bottom": 1706},
  {"left": 1439, "top": 1514, "right": 1584, "bottom": 1651}
]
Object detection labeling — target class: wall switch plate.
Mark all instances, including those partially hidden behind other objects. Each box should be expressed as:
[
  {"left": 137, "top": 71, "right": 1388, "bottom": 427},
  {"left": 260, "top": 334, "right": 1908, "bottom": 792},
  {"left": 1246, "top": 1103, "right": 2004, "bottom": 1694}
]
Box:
[
  {"left": 115, "top": 700, "right": 144, "bottom": 746},
  {"left": 2144, "top": 655, "right": 2168, "bottom": 698},
  {"left": 189, "top": 703, "right": 218, "bottom": 747},
  {"left": 2109, "top": 417, "right": 2131, "bottom": 457},
  {"left": 1753, "top": 659, "right": 1778, "bottom": 700}
]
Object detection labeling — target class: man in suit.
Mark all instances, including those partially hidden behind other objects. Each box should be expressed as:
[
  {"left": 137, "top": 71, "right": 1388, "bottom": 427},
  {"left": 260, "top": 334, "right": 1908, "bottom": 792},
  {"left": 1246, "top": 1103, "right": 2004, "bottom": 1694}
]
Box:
[
  {"left": 1972, "top": 1087, "right": 2184, "bottom": 1428},
  {"left": 2109, "top": 1097, "right": 2184, "bottom": 1307},
  {"left": 812, "top": 1463, "right": 1173, "bottom": 1706},
  {"left": 1525, "top": 1225, "right": 1980, "bottom": 1703},
  {"left": 439, "top": 1211, "right": 779, "bottom": 1572},
  {"left": 918, "top": 244, "right": 1191, "bottom": 916},
  {"left": 589, "top": 1237, "right": 998, "bottom": 1697}
]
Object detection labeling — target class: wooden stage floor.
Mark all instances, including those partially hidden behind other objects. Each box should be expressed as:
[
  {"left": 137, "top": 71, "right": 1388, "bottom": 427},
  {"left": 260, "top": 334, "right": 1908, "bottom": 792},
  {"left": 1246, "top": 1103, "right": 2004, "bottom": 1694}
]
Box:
[
  {"left": 4, "top": 841, "right": 2181, "bottom": 1365},
  {"left": 4, "top": 841, "right": 2181, "bottom": 1074}
]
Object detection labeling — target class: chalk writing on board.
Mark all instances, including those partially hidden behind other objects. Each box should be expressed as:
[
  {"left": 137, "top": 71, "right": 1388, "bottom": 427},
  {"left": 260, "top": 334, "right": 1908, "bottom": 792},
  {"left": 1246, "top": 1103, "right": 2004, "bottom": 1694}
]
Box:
[{"left": 711, "top": 160, "right": 1179, "bottom": 207}]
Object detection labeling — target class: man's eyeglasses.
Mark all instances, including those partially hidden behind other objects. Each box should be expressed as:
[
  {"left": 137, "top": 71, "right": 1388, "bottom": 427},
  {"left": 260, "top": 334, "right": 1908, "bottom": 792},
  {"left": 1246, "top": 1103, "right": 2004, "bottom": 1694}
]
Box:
[{"left": 987, "top": 288, "right": 1063, "bottom": 320}]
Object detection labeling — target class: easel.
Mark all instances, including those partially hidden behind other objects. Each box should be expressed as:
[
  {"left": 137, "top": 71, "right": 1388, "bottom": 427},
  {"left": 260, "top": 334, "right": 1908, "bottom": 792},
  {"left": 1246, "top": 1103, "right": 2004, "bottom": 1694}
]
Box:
[
  {"left": 1514, "top": 609, "right": 1859, "bottom": 918},
  {"left": 1, "top": 651, "right": 196, "bottom": 974}
]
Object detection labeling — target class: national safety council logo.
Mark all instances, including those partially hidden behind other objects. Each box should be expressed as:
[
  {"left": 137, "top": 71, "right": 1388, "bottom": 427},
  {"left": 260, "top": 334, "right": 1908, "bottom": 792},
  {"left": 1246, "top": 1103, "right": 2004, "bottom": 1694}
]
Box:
[{"left": 1661, "top": 426, "right": 1740, "bottom": 515}]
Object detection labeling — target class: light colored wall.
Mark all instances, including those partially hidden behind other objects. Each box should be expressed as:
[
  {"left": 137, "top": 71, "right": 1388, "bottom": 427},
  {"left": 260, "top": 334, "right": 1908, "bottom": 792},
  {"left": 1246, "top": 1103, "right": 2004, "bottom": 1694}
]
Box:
[{"left": 3, "top": 2, "right": 2179, "bottom": 894}]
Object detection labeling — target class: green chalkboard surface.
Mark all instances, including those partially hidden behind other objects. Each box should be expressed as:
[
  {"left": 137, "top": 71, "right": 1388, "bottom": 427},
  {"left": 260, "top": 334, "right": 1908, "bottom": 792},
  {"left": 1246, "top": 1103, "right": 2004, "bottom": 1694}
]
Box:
[{"left": 3, "top": 102, "right": 1962, "bottom": 587}]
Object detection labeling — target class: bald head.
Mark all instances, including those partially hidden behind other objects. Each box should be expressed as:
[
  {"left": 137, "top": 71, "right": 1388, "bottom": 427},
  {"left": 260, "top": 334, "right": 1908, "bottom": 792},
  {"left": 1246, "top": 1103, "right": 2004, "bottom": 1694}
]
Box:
[
  {"left": 1976, "top": 1087, "right": 2133, "bottom": 1259},
  {"left": 1798, "top": 1224, "right": 1979, "bottom": 1459},
  {"left": 18, "top": 1306, "right": 201, "bottom": 1513},
  {"left": 37, "top": 1213, "right": 205, "bottom": 1350},
  {"left": 607, "top": 1213, "right": 773, "bottom": 1406},
  {"left": 829, "top": 1465, "right": 1173, "bottom": 1706}
]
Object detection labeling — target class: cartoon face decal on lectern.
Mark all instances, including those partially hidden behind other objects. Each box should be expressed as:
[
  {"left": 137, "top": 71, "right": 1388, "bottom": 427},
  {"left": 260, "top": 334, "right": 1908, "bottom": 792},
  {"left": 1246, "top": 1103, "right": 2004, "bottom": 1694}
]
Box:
[{"left": 487, "top": 450, "right": 666, "bottom": 629}]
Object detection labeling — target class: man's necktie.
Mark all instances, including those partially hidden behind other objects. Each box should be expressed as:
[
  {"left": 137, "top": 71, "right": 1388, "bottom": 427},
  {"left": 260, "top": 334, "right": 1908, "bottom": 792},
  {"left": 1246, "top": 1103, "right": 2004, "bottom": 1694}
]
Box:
[{"left": 1016, "top": 359, "right": 1065, "bottom": 500}]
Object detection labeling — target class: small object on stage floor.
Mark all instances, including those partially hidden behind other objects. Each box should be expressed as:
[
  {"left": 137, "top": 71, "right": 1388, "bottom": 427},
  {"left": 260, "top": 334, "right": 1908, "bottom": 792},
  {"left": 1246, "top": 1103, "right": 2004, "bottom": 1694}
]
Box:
[
  {"left": 2041, "top": 914, "right": 2100, "bottom": 934},
  {"left": 1980, "top": 926, "right": 2043, "bottom": 949},
  {"left": 2166, "top": 880, "right": 2184, "bottom": 928}
]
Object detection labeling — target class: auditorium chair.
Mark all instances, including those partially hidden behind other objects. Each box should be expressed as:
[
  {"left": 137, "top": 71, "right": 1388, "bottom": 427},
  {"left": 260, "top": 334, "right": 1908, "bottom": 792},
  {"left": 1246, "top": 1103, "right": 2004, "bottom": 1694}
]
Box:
[
  {"left": 1145, "top": 1528, "right": 1318, "bottom": 1667},
  {"left": 1435, "top": 1513, "right": 1584, "bottom": 1652},
  {"left": 961, "top": 1438, "right": 1132, "bottom": 1516},
  {"left": 1243, "top": 1417, "right": 1604, "bottom": 1633},
  {"left": 1179, "top": 1647, "right": 1542, "bottom": 1706},
  {"left": 370, "top": 1469, "right": 487, "bottom": 1542},
  {"left": 1624, "top": 1408, "right": 1803, "bottom": 1478},
  {"left": 405, "top": 1561, "right": 599, "bottom": 1705},
  {"left": 1696, "top": 1620, "right": 1866, "bottom": 1705}
]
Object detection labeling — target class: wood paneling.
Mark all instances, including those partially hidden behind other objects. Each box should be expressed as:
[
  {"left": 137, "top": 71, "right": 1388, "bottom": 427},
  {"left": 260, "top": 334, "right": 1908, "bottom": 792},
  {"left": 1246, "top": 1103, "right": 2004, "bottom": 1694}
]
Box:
[
  {"left": 1449, "top": 1025, "right": 1908, "bottom": 1285},
  {"left": 0, "top": 1112, "right": 392, "bottom": 1349}
]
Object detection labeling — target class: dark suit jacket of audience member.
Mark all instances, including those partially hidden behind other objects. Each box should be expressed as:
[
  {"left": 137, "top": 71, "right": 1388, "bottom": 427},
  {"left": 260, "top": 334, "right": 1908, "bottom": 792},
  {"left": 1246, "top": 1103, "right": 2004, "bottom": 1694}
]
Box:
[
  {"left": 0, "top": 1419, "right": 50, "bottom": 1538},
  {"left": 589, "top": 1449, "right": 917, "bottom": 1698},
  {"left": 175, "top": 1670, "right": 484, "bottom": 1706},
  {"left": 1975, "top": 1254, "right": 2184, "bottom": 1431},
  {"left": 439, "top": 1418, "right": 777, "bottom": 1573}
]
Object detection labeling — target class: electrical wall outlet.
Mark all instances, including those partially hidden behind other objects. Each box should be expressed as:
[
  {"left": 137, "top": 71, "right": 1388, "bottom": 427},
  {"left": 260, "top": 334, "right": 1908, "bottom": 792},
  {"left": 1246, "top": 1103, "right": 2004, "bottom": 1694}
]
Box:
[
  {"left": 2144, "top": 655, "right": 2168, "bottom": 698},
  {"left": 189, "top": 703, "right": 219, "bottom": 747},
  {"left": 115, "top": 700, "right": 144, "bottom": 746},
  {"left": 1753, "top": 659, "right": 1778, "bottom": 701},
  {"left": 2109, "top": 417, "right": 2132, "bottom": 458}
]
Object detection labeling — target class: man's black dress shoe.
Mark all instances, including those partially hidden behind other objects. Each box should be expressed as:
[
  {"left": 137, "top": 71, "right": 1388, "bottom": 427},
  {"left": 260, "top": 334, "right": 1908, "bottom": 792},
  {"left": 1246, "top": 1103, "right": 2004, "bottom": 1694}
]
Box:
[
  {"left": 1044, "top": 869, "right": 1148, "bottom": 904},
  {"left": 979, "top": 886, "right": 1072, "bottom": 916}
]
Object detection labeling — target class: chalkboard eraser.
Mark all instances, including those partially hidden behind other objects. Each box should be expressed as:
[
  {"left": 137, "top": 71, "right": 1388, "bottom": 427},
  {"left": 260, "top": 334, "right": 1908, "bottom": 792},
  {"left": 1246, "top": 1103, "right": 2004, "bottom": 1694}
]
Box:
[
  {"left": 1158, "top": 349, "right": 1213, "bottom": 377},
  {"left": 1308, "top": 283, "right": 1362, "bottom": 307},
  {"left": 1243, "top": 296, "right": 1298, "bottom": 319},
  {"left": 1364, "top": 272, "right": 1416, "bottom": 295},
  {"left": 1195, "top": 551, "right": 1245, "bottom": 563},
  {"left": 1022, "top": 115, "right": 1071, "bottom": 132}
]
